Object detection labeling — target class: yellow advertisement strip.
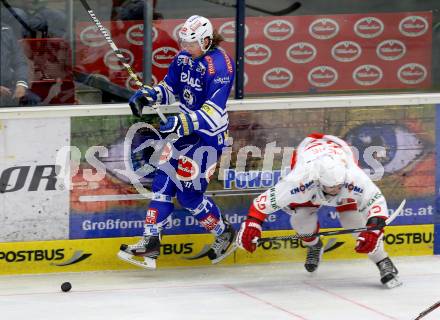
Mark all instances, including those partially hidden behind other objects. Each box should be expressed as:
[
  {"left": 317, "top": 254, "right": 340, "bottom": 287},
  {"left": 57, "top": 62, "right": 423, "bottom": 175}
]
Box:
[
  {"left": 0, "top": 234, "right": 218, "bottom": 275},
  {"left": 233, "top": 224, "right": 434, "bottom": 265},
  {"left": 0, "top": 224, "right": 433, "bottom": 275}
]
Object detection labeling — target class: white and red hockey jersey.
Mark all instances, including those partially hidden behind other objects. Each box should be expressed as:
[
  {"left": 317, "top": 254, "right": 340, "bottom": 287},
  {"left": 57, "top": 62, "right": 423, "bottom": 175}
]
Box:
[{"left": 248, "top": 133, "right": 388, "bottom": 222}]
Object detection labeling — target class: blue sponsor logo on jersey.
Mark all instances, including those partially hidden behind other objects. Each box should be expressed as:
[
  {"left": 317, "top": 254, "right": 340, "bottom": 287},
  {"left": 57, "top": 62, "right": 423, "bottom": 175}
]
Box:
[
  {"left": 290, "top": 181, "right": 314, "bottom": 195},
  {"left": 223, "top": 169, "right": 286, "bottom": 189},
  {"left": 344, "top": 182, "right": 363, "bottom": 193}
]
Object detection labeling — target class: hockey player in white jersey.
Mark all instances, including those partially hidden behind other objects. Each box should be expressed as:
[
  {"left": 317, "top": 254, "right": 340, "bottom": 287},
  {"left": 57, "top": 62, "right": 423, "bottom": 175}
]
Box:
[{"left": 236, "top": 133, "right": 401, "bottom": 288}]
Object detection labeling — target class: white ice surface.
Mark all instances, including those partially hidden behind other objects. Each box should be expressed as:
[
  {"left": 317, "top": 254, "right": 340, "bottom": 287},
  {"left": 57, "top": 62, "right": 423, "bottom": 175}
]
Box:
[{"left": 0, "top": 256, "right": 439, "bottom": 320}]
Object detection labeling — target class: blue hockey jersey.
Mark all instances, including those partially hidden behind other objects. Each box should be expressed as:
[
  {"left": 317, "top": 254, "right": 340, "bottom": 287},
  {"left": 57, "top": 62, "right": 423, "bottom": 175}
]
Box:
[{"left": 155, "top": 47, "right": 235, "bottom": 143}]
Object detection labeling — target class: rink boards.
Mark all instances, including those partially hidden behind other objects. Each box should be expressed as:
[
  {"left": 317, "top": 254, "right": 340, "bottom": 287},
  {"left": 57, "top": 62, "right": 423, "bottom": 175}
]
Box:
[
  {"left": 1, "top": 95, "right": 440, "bottom": 275},
  {"left": 0, "top": 224, "right": 433, "bottom": 275}
]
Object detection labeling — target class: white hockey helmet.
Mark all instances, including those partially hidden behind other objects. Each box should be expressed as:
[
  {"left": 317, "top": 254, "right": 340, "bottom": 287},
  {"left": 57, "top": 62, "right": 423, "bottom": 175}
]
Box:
[
  {"left": 179, "top": 15, "right": 213, "bottom": 53},
  {"left": 316, "top": 154, "right": 347, "bottom": 187}
]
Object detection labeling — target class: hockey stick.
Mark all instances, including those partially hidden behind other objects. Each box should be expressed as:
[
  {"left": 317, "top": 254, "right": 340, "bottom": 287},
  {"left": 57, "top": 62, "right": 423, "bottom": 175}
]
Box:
[
  {"left": 414, "top": 301, "right": 440, "bottom": 320},
  {"left": 78, "top": 0, "right": 167, "bottom": 123},
  {"left": 213, "top": 199, "right": 406, "bottom": 264},
  {"left": 257, "top": 199, "right": 406, "bottom": 243},
  {"left": 203, "top": 0, "right": 301, "bottom": 16}
]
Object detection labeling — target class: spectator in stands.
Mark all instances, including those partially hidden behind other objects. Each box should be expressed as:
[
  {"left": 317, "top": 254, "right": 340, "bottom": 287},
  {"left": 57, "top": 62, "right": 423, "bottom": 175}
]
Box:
[
  {"left": 1, "top": 0, "right": 66, "bottom": 38},
  {"left": 22, "top": 0, "right": 67, "bottom": 38},
  {"left": 112, "top": 0, "right": 163, "bottom": 21},
  {"left": 0, "top": 2, "right": 32, "bottom": 38},
  {"left": 0, "top": 22, "right": 40, "bottom": 107}
]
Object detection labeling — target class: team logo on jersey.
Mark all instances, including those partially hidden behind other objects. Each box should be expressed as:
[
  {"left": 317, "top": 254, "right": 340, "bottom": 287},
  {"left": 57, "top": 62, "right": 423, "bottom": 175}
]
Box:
[
  {"left": 218, "top": 21, "right": 249, "bottom": 42},
  {"left": 308, "top": 66, "right": 338, "bottom": 87},
  {"left": 399, "top": 16, "right": 429, "bottom": 37},
  {"left": 183, "top": 88, "right": 194, "bottom": 105},
  {"left": 80, "top": 25, "right": 109, "bottom": 47},
  {"left": 263, "top": 68, "right": 293, "bottom": 89},
  {"left": 126, "top": 24, "right": 158, "bottom": 45},
  {"left": 145, "top": 208, "right": 158, "bottom": 224},
  {"left": 152, "top": 47, "right": 179, "bottom": 68},
  {"left": 244, "top": 44, "right": 272, "bottom": 65},
  {"left": 352, "top": 65, "right": 383, "bottom": 86},
  {"left": 263, "top": 19, "right": 294, "bottom": 41},
  {"left": 354, "top": 17, "right": 384, "bottom": 38},
  {"left": 286, "top": 42, "right": 317, "bottom": 64},
  {"left": 331, "top": 41, "right": 362, "bottom": 62},
  {"left": 176, "top": 156, "right": 200, "bottom": 181},
  {"left": 309, "top": 18, "right": 339, "bottom": 40},
  {"left": 397, "top": 63, "right": 427, "bottom": 85},
  {"left": 376, "top": 40, "right": 406, "bottom": 61},
  {"left": 104, "top": 48, "right": 134, "bottom": 71}
]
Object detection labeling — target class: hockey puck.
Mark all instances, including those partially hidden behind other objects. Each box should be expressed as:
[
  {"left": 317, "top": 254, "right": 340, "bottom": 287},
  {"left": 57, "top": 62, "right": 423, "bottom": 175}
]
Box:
[{"left": 61, "top": 282, "right": 72, "bottom": 292}]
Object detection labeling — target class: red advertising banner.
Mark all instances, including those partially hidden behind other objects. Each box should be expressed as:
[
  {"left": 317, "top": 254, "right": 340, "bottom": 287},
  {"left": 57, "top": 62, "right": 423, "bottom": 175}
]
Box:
[{"left": 75, "top": 12, "right": 432, "bottom": 94}]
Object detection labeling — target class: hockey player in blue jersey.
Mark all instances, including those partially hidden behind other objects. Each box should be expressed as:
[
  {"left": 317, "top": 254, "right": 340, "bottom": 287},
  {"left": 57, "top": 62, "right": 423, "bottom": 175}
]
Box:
[{"left": 118, "top": 15, "right": 236, "bottom": 269}]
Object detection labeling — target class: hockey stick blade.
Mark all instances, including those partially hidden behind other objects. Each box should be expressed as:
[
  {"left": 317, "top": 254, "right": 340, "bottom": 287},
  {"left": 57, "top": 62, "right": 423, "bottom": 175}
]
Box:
[
  {"left": 257, "top": 199, "right": 406, "bottom": 243},
  {"left": 182, "top": 245, "right": 211, "bottom": 260},
  {"left": 79, "top": 0, "right": 167, "bottom": 123},
  {"left": 211, "top": 243, "right": 238, "bottom": 264},
  {"left": 184, "top": 239, "right": 238, "bottom": 264},
  {"left": 211, "top": 231, "right": 240, "bottom": 264}
]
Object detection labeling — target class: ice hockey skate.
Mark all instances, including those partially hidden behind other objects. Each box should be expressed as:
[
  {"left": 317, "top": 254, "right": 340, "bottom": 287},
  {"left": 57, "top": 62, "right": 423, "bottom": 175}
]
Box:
[
  {"left": 208, "top": 220, "right": 236, "bottom": 264},
  {"left": 118, "top": 235, "right": 161, "bottom": 269},
  {"left": 304, "top": 238, "right": 324, "bottom": 272},
  {"left": 376, "top": 257, "right": 402, "bottom": 288}
]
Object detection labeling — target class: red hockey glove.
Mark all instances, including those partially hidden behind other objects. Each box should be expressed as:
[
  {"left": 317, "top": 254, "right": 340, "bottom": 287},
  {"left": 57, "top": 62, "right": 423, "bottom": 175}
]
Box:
[
  {"left": 237, "top": 217, "right": 263, "bottom": 253},
  {"left": 355, "top": 216, "right": 387, "bottom": 254}
]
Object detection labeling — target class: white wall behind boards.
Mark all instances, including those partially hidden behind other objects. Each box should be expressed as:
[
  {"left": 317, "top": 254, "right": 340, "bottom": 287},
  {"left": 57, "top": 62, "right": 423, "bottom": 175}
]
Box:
[{"left": 0, "top": 118, "right": 70, "bottom": 241}]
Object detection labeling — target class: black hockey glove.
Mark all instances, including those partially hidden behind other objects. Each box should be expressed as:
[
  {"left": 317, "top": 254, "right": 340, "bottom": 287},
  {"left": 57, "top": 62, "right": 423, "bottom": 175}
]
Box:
[{"left": 128, "top": 86, "right": 158, "bottom": 117}]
